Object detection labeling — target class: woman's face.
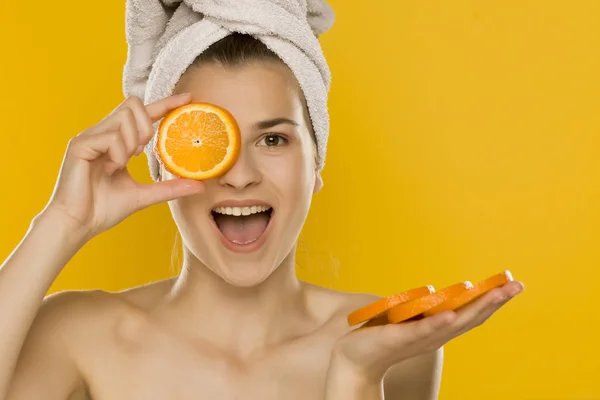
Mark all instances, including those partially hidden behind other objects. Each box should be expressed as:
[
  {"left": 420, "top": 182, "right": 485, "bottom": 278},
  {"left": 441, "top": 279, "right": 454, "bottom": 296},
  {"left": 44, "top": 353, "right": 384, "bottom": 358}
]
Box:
[{"left": 161, "top": 60, "right": 322, "bottom": 287}]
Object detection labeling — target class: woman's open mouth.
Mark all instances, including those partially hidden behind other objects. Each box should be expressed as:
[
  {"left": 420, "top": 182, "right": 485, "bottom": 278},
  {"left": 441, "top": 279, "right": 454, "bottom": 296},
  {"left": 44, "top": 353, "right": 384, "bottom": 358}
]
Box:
[{"left": 210, "top": 204, "right": 274, "bottom": 251}]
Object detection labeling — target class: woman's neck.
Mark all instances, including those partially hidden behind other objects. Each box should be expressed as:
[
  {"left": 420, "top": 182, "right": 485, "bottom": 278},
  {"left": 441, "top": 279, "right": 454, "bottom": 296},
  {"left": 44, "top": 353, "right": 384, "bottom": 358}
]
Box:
[{"left": 160, "top": 247, "right": 312, "bottom": 356}]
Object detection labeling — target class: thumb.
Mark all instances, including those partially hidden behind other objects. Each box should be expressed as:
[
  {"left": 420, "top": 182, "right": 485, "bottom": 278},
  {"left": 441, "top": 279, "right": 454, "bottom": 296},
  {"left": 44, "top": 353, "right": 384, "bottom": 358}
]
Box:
[{"left": 135, "top": 179, "right": 205, "bottom": 210}]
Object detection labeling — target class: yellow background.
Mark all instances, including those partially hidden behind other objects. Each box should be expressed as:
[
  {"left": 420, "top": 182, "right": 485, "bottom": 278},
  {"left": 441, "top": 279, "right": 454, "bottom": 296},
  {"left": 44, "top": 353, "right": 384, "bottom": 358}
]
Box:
[{"left": 1, "top": 1, "right": 598, "bottom": 399}]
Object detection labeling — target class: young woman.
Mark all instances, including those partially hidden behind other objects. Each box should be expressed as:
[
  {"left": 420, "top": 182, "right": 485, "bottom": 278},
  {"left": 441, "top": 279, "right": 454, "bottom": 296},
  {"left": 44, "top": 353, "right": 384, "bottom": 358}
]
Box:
[{"left": 0, "top": 34, "right": 523, "bottom": 400}]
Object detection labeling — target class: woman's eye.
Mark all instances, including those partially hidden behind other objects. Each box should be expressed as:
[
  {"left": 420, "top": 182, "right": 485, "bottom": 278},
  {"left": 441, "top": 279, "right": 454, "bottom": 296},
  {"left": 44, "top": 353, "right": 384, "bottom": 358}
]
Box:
[{"left": 259, "top": 134, "right": 287, "bottom": 147}]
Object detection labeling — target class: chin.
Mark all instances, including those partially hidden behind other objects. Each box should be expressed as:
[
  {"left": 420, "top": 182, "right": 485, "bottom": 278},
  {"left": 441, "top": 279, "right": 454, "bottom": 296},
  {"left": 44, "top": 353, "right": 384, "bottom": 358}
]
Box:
[
  {"left": 177, "top": 200, "right": 300, "bottom": 288},
  {"left": 194, "top": 236, "right": 292, "bottom": 288}
]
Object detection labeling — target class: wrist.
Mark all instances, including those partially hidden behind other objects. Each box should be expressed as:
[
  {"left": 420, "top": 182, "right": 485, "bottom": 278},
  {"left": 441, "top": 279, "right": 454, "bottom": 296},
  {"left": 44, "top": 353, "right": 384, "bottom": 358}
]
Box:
[
  {"left": 32, "top": 208, "right": 91, "bottom": 250},
  {"left": 325, "top": 352, "right": 384, "bottom": 400},
  {"left": 1, "top": 209, "right": 89, "bottom": 288}
]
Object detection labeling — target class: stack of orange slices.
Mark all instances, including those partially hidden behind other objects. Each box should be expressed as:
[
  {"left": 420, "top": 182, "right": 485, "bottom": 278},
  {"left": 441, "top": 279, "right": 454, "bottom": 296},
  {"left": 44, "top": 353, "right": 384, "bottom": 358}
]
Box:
[{"left": 347, "top": 270, "right": 514, "bottom": 326}]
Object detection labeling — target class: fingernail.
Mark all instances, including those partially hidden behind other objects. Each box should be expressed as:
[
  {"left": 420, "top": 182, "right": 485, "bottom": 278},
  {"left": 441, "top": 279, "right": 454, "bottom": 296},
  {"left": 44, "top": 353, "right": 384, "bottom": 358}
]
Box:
[
  {"left": 135, "top": 145, "right": 145, "bottom": 156},
  {"left": 177, "top": 92, "right": 191, "bottom": 98}
]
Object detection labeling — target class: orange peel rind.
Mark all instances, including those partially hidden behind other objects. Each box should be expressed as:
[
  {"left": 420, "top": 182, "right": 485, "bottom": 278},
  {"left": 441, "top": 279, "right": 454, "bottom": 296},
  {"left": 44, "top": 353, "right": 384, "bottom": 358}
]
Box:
[
  {"left": 423, "top": 270, "right": 514, "bottom": 317},
  {"left": 347, "top": 285, "right": 435, "bottom": 326}
]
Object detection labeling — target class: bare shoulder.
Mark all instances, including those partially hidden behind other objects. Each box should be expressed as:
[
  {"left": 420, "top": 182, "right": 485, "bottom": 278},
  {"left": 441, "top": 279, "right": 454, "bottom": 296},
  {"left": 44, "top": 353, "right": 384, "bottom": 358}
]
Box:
[
  {"left": 8, "top": 280, "right": 174, "bottom": 399},
  {"left": 34, "top": 289, "right": 125, "bottom": 339},
  {"left": 302, "top": 282, "right": 382, "bottom": 326},
  {"left": 22, "top": 278, "right": 175, "bottom": 365},
  {"left": 40, "top": 278, "right": 174, "bottom": 321},
  {"left": 7, "top": 283, "right": 164, "bottom": 399}
]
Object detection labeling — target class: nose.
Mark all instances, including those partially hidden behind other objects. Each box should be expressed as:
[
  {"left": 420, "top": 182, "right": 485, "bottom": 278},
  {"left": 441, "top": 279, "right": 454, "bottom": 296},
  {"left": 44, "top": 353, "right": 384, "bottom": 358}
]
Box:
[{"left": 217, "top": 147, "right": 261, "bottom": 190}]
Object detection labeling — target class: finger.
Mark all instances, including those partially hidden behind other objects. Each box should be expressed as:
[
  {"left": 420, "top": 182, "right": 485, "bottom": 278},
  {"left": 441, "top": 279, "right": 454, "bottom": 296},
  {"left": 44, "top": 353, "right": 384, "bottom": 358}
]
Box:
[
  {"left": 449, "top": 281, "right": 524, "bottom": 335},
  {"left": 134, "top": 178, "right": 205, "bottom": 211},
  {"left": 86, "top": 94, "right": 190, "bottom": 138},
  {"left": 69, "top": 131, "right": 128, "bottom": 169},
  {"left": 121, "top": 96, "right": 153, "bottom": 149},
  {"left": 134, "top": 144, "right": 147, "bottom": 157},
  {"left": 83, "top": 96, "right": 142, "bottom": 136},
  {"left": 407, "top": 311, "right": 456, "bottom": 343},
  {"left": 130, "top": 93, "right": 192, "bottom": 155},
  {"left": 382, "top": 311, "right": 455, "bottom": 350},
  {"left": 145, "top": 92, "right": 192, "bottom": 122},
  {"left": 114, "top": 107, "right": 139, "bottom": 156},
  {"left": 115, "top": 96, "right": 154, "bottom": 156},
  {"left": 95, "top": 97, "right": 145, "bottom": 151}
]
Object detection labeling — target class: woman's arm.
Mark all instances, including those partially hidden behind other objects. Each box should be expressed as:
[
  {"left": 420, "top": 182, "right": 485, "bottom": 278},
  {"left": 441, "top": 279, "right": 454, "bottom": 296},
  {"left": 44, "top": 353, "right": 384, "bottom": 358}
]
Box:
[
  {"left": 324, "top": 349, "right": 443, "bottom": 400},
  {"left": 324, "top": 352, "right": 384, "bottom": 400},
  {"left": 383, "top": 348, "right": 444, "bottom": 400},
  {"left": 0, "top": 93, "right": 203, "bottom": 400},
  {"left": 0, "top": 212, "right": 87, "bottom": 400}
]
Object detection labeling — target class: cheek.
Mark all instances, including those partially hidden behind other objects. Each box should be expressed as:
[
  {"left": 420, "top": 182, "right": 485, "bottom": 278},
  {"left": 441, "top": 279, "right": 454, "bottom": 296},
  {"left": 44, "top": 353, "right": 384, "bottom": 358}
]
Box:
[
  {"left": 168, "top": 199, "right": 194, "bottom": 237},
  {"left": 264, "top": 148, "right": 314, "bottom": 204},
  {"left": 160, "top": 167, "right": 210, "bottom": 219},
  {"left": 167, "top": 193, "right": 209, "bottom": 240},
  {"left": 161, "top": 167, "right": 200, "bottom": 226}
]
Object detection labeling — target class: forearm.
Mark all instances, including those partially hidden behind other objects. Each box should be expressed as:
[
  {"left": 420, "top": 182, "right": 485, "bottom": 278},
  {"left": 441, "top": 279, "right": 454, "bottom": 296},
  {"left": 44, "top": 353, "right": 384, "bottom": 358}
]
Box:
[
  {"left": 325, "top": 354, "right": 385, "bottom": 400},
  {"left": 0, "top": 211, "right": 86, "bottom": 398}
]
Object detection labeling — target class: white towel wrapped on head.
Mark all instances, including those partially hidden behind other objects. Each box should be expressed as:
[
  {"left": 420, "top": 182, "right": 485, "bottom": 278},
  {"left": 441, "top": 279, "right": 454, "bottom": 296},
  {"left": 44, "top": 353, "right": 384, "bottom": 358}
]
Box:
[{"left": 122, "top": 0, "right": 335, "bottom": 181}]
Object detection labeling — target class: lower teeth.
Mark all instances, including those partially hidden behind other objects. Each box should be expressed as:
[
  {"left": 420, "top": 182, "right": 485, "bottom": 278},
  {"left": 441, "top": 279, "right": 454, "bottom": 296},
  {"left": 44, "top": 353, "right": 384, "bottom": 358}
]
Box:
[{"left": 231, "top": 238, "right": 258, "bottom": 245}]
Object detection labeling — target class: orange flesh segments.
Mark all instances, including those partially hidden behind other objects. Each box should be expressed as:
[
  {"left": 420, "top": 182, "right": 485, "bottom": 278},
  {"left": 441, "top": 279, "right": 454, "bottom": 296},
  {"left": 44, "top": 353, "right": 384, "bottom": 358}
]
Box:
[
  {"left": 423, "top": 270, "right": 514, "bottom": 317},
  {"left": 387, "top": 281, "right": 474, "bottom": 324},
  {"left": 347, "top": 286, "right": 435, "bottom": 326}
]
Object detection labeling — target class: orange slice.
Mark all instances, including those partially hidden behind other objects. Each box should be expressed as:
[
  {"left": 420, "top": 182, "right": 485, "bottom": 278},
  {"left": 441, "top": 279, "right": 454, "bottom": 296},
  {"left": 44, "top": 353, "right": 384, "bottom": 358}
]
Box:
[
  {"left": 347, "top": 286, "right": 435, "bottom": 326},
  {"left": 155, "top": 102, "right": 241, "bottom": 180},
  {"left": 387, "top": 281, "right": 473, "bottom": 324},
  {"left": 423, "top": 270, "right": 514, "bottom": 317}
]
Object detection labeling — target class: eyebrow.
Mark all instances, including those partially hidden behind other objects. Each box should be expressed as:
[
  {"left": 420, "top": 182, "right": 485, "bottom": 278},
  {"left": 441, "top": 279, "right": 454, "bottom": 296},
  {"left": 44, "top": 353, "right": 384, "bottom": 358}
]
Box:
[{"left": 254, "top": 118, "right": 299, "bottom": 130}]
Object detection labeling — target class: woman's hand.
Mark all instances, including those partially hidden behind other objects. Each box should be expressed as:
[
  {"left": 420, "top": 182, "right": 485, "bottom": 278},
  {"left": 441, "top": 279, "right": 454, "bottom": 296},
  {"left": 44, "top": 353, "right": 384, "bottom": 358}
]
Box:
[
  {"left": 41, "top": 94, "right": 204, "bottom": 240},
  {"left": 326, "top": 280, "right": 525, "bottom": 399}
]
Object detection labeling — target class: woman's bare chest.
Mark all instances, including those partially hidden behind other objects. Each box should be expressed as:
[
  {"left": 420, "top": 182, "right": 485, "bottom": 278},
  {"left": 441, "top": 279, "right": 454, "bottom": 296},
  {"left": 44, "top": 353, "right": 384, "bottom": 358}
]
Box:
[{"left": 80, "top": 322, "right": 335, "bottom": 400}]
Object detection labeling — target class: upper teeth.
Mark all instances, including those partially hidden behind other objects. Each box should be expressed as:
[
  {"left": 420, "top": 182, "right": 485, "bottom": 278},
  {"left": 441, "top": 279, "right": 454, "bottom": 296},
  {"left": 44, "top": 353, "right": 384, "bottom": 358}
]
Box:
[{"left": 212, "top": 206, "right": 271, "bottom": 216}]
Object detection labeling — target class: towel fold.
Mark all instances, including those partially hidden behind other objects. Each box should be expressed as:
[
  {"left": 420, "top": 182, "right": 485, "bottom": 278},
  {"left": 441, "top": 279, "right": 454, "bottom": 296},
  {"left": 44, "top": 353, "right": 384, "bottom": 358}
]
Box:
[{"left": 123, "top": 0, "right": 335, "bottom": 181}]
